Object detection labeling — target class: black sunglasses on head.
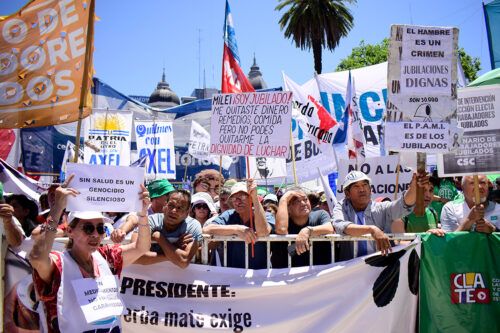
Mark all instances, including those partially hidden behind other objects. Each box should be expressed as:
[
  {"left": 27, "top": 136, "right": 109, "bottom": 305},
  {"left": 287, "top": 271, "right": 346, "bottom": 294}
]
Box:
[{"left": 81, "top": 223, "right": 106, "bottom": 235}]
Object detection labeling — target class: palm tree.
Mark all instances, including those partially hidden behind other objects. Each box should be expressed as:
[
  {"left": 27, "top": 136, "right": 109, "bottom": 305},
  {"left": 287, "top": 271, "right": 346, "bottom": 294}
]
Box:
[{"left": 276, "top": 0, "right": 355, "bottom": 74}]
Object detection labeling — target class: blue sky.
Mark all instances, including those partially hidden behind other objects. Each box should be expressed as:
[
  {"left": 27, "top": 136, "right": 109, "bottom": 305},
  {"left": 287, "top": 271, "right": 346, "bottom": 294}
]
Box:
[{"left": 0, "top": 0, "right": 492, "bottom": 99}]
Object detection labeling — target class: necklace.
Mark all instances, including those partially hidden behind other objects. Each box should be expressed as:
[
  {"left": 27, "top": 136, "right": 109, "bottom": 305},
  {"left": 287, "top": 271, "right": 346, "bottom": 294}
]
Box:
[{"left": 68, "top": 250, "right": 95, "bottom": 278}]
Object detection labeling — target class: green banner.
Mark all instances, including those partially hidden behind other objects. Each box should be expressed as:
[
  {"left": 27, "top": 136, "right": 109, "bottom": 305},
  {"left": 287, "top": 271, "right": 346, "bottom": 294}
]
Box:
[{"left": 420, "top": 232, "right": 500, "bottom": 333}]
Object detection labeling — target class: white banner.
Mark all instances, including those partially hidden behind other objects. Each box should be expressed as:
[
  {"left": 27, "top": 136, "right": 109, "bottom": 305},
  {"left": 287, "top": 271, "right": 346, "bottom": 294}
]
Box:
[
  {"left": 188, "top": 120, "right": 232, "bottom": 170},
  {"left": 210, "top": 92, "right": 293, "bottom": 158},
  {"left": 84, "top": 110, "right": 133, "bottom": 166},
  {"left": 66, "top": 163, "right": 144, "bottom": 213},
  {"left": 336, "top": 156, "right": 414, "bottom": 200},
  {"left": 120, "top": 242, "right": 419, "bottom": 332},
  {"left": 135, "top": 121, "right": 176, "bottom": 180},
  {"left": 387, "top": 25, "right": 458, "bottom": 121},
  {"left": 438, "top": 85, "right": 500, "bottom": 176}
]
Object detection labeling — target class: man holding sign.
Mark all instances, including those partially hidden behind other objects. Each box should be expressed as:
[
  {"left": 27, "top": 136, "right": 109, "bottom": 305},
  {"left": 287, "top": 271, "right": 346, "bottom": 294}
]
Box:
[
  {"left": 333, "top": 170, "right": 428, "bottom": 259},
  {"left": 441, "top": 175, "right": 500, "bottom": 233}
]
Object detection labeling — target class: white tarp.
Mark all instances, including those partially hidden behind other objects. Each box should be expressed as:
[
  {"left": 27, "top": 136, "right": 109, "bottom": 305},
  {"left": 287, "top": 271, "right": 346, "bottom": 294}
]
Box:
[{"left": 119, "top": 242, "right": 419, "bottom": 332}]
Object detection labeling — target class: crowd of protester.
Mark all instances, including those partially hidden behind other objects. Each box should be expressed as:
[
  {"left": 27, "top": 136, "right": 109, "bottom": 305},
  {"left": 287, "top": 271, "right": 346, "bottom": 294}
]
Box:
[{"left": 1, "top": 167, "right": 499, "bottom": 331}]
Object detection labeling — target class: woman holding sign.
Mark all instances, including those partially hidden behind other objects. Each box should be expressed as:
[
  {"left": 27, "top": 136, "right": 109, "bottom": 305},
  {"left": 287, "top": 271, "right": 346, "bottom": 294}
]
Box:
[{"left": 29, "top": 175, "right": 151, "bottom": 333}]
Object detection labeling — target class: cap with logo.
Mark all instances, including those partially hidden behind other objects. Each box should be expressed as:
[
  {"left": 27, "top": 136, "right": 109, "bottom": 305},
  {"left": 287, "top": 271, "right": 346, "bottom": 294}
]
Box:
[
  {"left": 147, "top": 179, "right": 175, "bottom": 199},
  {"left": 343, "top": 171, "right": 371, "bottom": 192}
]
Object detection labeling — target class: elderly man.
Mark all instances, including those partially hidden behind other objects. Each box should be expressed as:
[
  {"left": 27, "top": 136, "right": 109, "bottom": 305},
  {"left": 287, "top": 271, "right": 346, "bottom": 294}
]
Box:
[
  {"left": 203, "top": 179, "right": 273, "bottom": 269},
  {"left": 441, "top": 175, "right": 499, "bottom": 233},
  {"left": 333, "top": 170, "right": 426, "bottom": 259},
  {"left": 273, "top": 187, "right": 333, "bottom": 267}
]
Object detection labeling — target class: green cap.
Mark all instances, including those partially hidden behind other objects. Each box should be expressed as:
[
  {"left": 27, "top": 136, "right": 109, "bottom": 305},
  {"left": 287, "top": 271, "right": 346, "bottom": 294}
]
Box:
[
  {"left": 147, "top": 179, "right": 174, "bottom": 199},
  {"left": 257, "top": 187, "right": 268, "bottom": 196}
]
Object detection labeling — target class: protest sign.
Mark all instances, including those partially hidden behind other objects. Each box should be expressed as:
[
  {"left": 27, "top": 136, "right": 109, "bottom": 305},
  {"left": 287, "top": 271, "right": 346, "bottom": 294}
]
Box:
[
  {"left": 65, "top": 163, "right": 144, "bottom": 212},
  {"left": 135, "top": 121, "right": 176, "bottom": 180},
  {"left": 188, "top": 120, "right": 232, "bottom": 170},
  {"left": 247, "top": 156, "right": 287, "bottom": 185},
  {"left": 84, "top": 110, "right": 132, "bottom": 166},
  {"left": 210, "top": 91, "right": 293, "bottom": 158},
  {"left": 437, "top": 85, "right": 500, "bottom": 176},
  {"left": 384, "top": 121, "right": 456, "bottom": 153},
  {"left": 0, "top": 0, "right": 94, "bottom": 128},
  {"left": 388, "top": 25, "right": 459, "bottom": 121},
  {"left": 336, "top": 156, "right": 413, "bottom": 200}
]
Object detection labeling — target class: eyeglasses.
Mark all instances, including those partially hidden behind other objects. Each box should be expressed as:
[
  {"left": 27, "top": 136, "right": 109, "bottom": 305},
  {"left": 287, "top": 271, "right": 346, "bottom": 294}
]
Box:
[
  {"left": 198, "top": 183, "right": 220, "bottom": 194},
  {"left": 194, "top": 204, "right": 209, "bottom": 210},
  {"left": 231, "top": 193, "right": 248, "bottom": 202},
  {"left": 81, "top": 223, "right": 106, "bottom": 235}
]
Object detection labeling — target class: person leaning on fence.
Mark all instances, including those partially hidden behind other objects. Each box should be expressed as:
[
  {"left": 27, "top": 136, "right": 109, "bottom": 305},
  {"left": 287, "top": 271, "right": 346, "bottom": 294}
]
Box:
[
  {"left": 129, "top": 189, "right": 202, "bottom": 268},
  {"left": 28, "top": 174, "right": 151, "bottom": 333},
  {"left": 272, "top": 187, "right": 333, "bottom": 268},
  {"left": 440, "top": 174, "right": 500, "bottom": 233},
  {"left": 333, "top": 170, "right": 428, "bottom": 260},
  {"left": 203, "top": 179, "right": 273, "bottom": 269}
]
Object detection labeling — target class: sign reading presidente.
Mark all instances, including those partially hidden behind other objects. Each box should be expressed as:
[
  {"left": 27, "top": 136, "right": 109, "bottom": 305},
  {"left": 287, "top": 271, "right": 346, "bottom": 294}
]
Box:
[
  {"left": 438, "top": 85, "right": 500, "bottom": 176},
  {"left": 0, "top": 0, "right": 94, "bottom": 128},
  {"left": 210, "top": 92, "right": 292, "bottom": 157},
  {"left": 388, "top": 25, "right": 458, "bottom": 121}
]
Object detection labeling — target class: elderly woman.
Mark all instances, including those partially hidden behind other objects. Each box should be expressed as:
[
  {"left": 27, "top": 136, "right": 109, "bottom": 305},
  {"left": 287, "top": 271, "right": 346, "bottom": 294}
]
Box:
[{"left": 29, "top": 175, "right": 151, "bottom": 333}]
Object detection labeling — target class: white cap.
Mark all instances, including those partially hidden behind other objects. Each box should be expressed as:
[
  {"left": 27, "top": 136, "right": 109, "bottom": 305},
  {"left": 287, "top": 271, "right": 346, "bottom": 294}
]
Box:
[
  {"left": 263, "top": 193, "right": 278, "bottom": 204},
  {"left": 191, "top": 192, "right": 216, "bottom": 213},
  {"left": 229, "top": 182, "right": 248, "bottom": 199},
  {"left": 67, "top": 211, "right": 111, "bottom": 224},
  {"left": 343, "top": 171, "right": 371, "bottom": 192}
]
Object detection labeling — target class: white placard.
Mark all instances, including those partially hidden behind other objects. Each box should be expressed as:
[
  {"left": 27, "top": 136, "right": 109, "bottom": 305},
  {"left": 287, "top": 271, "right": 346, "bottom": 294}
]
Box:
[
  {"left": 66, "top": 163, "right": 144, "bottom": 212},
  {"left": 135, "top": 121, "right": 176, "bottom": 180},
  {"left": 84, "top": 110, "right": 133, "bottom": 166},
  {"left": 438, "top": 85, "right": 500, "bottom": 176},
  {"left": 388, "top": 25, "right": 458, "bottom": 121},
  {"left": 188, "top": 120, "right": 233, "bottom": 170},
  {"left": 247, "top": 156, "right": 287, "bottom": 184},
  {"left": 336, "top": 156, "right": 414, "bottom": 200},
  {"left": 71, "top": 276, "right": 124, "bottom": 324},
  {"left": 210, "top": 91, "right": 293, "bottom": 158},
  {"left": 384, "top": 121, "right": 456, "bottom": 153}
]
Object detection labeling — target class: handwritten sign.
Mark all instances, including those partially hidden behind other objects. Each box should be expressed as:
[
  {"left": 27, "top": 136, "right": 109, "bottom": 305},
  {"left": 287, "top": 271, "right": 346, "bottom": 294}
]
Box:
[
  {"left": 71, "top": 275, "right": 124, "bottom": 324},
  {"left": 210, "top": 92, "right": 293, "bottom": 158},
  {"left": 388, "top": 25, "right": 458, "bottom": 121},
  {"left": 66, "top": 163, "right": 144, "bottom": 212}
]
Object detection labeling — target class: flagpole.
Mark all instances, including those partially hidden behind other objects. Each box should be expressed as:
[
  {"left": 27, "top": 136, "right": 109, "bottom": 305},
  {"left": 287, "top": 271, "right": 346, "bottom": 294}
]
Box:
[
  {"left": 73, "top": 0, "right": 95, "bottom": 163},
  {"left": 394, "top": 153, "right": 401, "bottom": 201},
  {"left": 246, "top": 156, "right": 255, "bottom": 257},
  {"left": 289, "top": 127, "right": 298, "bottom": 186}
]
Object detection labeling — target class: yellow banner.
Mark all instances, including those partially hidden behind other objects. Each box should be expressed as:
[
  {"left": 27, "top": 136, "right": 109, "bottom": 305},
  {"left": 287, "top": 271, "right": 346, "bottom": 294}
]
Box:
[{"left": 0, "top": 0, "right": 94, "bottom": 128}]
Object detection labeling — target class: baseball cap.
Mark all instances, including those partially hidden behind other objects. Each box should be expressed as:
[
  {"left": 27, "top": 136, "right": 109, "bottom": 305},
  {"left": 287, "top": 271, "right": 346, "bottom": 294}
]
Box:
[
  {"left": 263, "top": 193, "right": 278, "bottom": 204},
  {"left": 191, "top": 192, "right": 216, "bottom": 212},
  {"left": 228, "top": 182, "right": 248, "bottom": 199},
  {"left": 147, "top": 179, "right": 175, "bottom": 199},
  {"left": 67, "top": 211, "right": 112, "bottom": 224},
  {"left": 343, "top": 171, "right": 371, "bottom": 192}
]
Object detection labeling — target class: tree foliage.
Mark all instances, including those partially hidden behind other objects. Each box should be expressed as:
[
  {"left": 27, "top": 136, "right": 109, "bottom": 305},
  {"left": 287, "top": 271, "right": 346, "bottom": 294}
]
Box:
[
  {"left": 336, "top": 39, "right": 481, "bottom": 83},
  {"left": 276, "top": 0, "right": 355, "bottom": 74}
]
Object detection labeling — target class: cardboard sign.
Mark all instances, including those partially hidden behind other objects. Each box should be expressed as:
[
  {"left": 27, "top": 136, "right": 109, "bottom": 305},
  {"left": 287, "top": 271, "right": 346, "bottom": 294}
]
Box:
[
  {"left": 135, "top": 121, "right": 176, "bottom": 180},
  {"left": 66, "top": 163, "right": 144, "bottom": 212},
  {"left": 388, "top": 25, "right": 459, "bottom": 121},
  {"left": 336, "top": 156, "right": 413, "bottom": 200},
  {"left": 384, "top": 121, "right": 457, "bottom": 153},
  {"left": 71, "top": 275, "right": 124, "bottom": 324},
  {"left": 84, "top": 110, "right": 133, "bottom": 166},
  {"left": 437, "top": 85, "right": 500, "bottom": 176},
  {"left": 210, "top": 92, "right": 293, "bottom": 158}
]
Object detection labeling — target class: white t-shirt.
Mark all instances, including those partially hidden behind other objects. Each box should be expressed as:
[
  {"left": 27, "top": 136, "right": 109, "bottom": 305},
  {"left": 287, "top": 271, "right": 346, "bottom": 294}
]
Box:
[{"left": 441, "top": 198, "right": 500, "bottom": 232}]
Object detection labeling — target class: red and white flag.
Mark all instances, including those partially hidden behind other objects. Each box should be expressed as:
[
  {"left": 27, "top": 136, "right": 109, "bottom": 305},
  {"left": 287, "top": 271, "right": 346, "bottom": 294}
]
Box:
[
  {"left": 345, "top": 71, "right": 365, "bottom": 160},
  {"left": 221, "top": 0, "right": 254, "bottom": 94}
]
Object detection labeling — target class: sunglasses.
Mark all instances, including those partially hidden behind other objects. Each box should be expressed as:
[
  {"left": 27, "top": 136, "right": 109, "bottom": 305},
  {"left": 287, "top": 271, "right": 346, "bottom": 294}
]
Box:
[
  {"left": 194, "top": 204, "right": 209, "bottom": 210},
  {"left": 81, "top": 223, "right": 106, "bottom": 235}
]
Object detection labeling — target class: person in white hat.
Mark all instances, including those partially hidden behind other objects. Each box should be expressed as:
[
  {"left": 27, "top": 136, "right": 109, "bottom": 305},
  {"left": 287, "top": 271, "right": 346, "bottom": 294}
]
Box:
[
  {"left": 190, "top": 192, "right": 217, "bottom": 226},
  {"left": 28, "top": 174, "right": 151, "bottom": 333},
  {"left": 332, "top": 170, "right": 427, "bottom": 260},
  {"left": 203, "top": 178, "right": 273, "bottom": 269}
]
